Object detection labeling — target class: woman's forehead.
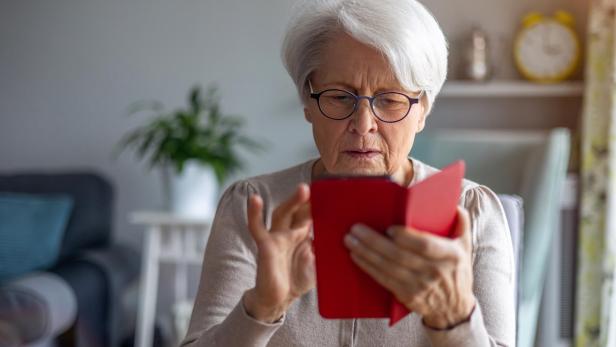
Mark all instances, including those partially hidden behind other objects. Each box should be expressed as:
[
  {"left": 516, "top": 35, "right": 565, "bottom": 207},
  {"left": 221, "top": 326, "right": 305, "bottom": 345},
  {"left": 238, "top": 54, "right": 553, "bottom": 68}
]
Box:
[
  {"left": 313, "top": 64, "right": 402, "bottom": 91},
  {"left": 314, "top": 32, "right": 402, "bottom": 89}
]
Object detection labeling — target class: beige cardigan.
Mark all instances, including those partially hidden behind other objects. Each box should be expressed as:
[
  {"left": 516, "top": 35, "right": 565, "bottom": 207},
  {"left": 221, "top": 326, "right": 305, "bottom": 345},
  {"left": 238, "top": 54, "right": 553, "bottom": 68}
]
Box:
[{"left": 181, "top": 158, "right": 516, "bottom": 347}]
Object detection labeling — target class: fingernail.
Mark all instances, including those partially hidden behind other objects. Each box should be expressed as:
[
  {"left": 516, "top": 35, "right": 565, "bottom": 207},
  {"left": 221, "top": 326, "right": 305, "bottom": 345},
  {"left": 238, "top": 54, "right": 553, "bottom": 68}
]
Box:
[
  {"left": 351, "top": 224, "right": 367, "bottom": 236},
  {"left": 344, "top": 234, "right": 359, "bottom": 247}
]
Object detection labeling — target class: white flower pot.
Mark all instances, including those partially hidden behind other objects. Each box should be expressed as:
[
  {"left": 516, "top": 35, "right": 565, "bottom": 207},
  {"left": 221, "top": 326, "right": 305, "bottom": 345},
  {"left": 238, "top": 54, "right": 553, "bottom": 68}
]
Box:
[{"left": 162, "top": 162, "right": 218, "bottom": 219}]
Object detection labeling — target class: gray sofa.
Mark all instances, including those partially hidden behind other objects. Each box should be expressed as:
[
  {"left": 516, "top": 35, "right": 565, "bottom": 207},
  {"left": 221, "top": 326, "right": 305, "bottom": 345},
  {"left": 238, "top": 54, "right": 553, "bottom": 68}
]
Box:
[{"left": 0, "top": 172, "right": 140, "bottom": 347}]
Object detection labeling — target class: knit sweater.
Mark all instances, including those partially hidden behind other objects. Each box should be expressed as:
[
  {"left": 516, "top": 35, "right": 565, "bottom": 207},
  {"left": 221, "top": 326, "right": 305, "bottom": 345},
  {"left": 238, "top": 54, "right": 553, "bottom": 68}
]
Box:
[{"left": 181, "top": 158, "right": 516, "bottom": 347}]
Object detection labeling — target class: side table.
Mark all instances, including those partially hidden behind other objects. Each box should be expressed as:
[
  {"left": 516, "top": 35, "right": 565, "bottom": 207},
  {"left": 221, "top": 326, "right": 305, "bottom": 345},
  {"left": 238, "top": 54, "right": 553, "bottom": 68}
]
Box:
[{"left": 130, "top": 212, "right": 212, "bottom": 347}]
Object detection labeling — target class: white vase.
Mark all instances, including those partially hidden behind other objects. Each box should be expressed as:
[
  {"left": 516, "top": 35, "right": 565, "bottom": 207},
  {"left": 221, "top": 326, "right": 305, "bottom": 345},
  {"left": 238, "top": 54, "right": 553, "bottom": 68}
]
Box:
[{"left": 161, "top": 162, "right": 219, "bottom": 219}]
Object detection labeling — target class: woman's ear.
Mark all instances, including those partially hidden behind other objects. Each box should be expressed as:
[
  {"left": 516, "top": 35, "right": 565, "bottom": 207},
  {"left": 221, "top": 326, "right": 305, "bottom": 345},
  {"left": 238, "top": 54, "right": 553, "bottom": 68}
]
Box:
[
  {"left": 415, "top": 102, "right": 427, "bottom": 133},
  {"left": 304, "top": 106, "right": 313, "bottom": 124},
  {"left": 417, "top": 113, "right": 427, "bottom": 132}
]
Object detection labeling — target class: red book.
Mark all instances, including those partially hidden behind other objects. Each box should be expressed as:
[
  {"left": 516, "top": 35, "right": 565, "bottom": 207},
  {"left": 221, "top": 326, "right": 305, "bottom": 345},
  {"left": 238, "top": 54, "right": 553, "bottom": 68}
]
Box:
[{"left": 310, "top": 160, "right": 465, "bottom": 326}]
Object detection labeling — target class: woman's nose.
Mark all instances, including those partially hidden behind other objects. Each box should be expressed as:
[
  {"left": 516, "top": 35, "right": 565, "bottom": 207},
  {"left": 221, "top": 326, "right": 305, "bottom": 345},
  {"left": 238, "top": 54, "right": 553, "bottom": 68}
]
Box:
[{"left": 348, "top": 98, "right": 378, "bottom": 135}]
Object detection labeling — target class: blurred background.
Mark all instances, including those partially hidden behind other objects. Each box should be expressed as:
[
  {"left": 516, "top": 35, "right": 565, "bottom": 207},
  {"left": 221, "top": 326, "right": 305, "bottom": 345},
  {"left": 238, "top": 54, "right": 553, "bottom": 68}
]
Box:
[{"left": 2, "top": 0, "right": 614, "bottom": 346}]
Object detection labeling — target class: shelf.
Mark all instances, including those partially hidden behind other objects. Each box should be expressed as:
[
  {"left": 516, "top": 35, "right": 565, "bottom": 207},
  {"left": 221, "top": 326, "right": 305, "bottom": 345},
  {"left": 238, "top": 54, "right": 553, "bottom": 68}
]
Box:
[
  {"left": 440, "top": 80, "right": 584, "bottom": 98},
  {"left": 130, "top": 211, "right": 212, "bottom": 227}
]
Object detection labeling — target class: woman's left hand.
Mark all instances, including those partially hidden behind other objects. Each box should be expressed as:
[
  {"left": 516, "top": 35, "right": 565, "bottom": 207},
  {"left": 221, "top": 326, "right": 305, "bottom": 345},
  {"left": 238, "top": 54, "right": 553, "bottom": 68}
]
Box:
[{"left": 344, "top": 206, "right": 476, "bottom": 329}]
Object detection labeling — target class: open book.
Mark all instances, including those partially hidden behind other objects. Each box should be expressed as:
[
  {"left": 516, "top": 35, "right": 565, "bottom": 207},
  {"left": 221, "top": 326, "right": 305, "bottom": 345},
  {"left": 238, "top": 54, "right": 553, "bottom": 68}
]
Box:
[{"left": 310, "top": 160, "right": 465, "bottom": 326}]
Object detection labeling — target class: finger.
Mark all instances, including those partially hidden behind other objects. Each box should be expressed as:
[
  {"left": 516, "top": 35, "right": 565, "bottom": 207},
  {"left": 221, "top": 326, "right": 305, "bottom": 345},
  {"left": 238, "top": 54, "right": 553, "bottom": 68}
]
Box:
[
  {"left": 295, "top": 238, "right": 314, "bottom": 265},
  {"left": 272, "top": 207, "right": 312, "bottom": 247},
  {"left": 292, "top": 238, "right": 316, "bottom": 292},
  {"left": 247, "top": 194, "right": 268, "bottom": 242},
  {"left": 276, "top": 208, "right": 313, "bottom": 247},
  {"left": 452, "top": 206, "right": 472, "bottom": 251},
  {"left": 349, "top": 251, "right": 412, "bottom": 299},
  {"left": 348, "top": 224, "right": 433, "bottom": 271},
  {"left": 271, "top": 184, "right": 310, "bottom": 230},
  {"left": 286, "top": 218, "right": 313, "bottom": 246},
  {"left": 300, "top": 237, "right": 314, "bottom": 255},
  {"left": 345, "top": 229, "right": 434, "bottom": 284},
  {"left": 291, "top": 202, "right": 312, "bottom": 229},
  {"left": 387, "top": 225, "right": 462, "bottom": 261}
]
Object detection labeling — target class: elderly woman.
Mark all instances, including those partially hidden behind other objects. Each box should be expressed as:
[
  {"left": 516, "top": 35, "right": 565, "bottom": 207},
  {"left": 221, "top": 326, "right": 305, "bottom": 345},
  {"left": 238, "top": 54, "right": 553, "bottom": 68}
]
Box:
[{"left": 181, "top": 0, "right": 515, "bottom": 346}]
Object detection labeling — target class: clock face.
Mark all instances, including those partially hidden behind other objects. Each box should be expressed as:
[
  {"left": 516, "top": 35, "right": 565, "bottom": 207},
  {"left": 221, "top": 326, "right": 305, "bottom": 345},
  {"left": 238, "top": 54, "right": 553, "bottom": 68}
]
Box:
[{"left": 515, "top": 20, "right": 579, "bottom": 81}]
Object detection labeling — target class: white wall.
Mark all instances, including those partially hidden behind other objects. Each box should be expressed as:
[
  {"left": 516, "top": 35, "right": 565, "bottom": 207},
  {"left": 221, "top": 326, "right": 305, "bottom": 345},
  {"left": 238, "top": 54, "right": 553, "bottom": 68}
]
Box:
[{"left": 0, "top": 0, "right": 587, "bottom": 336}]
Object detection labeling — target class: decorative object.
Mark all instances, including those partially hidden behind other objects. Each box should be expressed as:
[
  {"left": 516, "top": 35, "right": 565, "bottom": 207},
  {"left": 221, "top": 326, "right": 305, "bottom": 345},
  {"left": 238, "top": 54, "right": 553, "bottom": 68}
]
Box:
[
  {"left": 514, "top": 11, "right": 581, "bottom": 83},
  {"left": 160, "top": 161, "right": 218, "bottom": 218},
  {"left": 575, "top": 1, "right": 616, "bottom": 346},
  {"left": 117, "top": 86, "right": 263, "bottom": 218},
  {"left": 463, "top": 26, "right": 492, "bottom": 81}
]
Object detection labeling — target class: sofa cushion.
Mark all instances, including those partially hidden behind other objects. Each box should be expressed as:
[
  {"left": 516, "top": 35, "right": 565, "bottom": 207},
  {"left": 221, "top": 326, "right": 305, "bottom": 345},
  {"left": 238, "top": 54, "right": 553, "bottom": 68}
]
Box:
[
  {"left": 0, "top": 193, "right": 73, "bottom": 281},
  {"left": 0, "top": 173, "right": 113, "bottom": 262}
]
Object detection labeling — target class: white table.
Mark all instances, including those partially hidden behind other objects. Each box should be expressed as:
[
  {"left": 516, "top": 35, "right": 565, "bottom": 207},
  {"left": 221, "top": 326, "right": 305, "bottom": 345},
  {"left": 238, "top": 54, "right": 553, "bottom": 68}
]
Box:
[{"left": 130, "top": 212, "right": 212, "bottom": 347}]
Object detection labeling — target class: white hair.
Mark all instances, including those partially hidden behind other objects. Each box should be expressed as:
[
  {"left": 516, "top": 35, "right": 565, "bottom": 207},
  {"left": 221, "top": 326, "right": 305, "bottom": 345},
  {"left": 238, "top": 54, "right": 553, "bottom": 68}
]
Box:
[{"left": 281, "top": 0, "right": 448, "bottom": 114}]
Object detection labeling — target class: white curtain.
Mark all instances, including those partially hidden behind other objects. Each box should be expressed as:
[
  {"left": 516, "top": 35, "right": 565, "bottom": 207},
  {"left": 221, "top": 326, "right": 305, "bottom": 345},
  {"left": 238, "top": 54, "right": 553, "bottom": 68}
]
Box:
[{"left": 576, "top": 0, "right": 616, "bottom": 346}]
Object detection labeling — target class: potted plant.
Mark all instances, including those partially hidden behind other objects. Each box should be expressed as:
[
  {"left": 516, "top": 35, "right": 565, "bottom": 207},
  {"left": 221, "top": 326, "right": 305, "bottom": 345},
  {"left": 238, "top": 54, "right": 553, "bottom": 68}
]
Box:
[{"left": 117, "top": 85, "right": 263, "bottom": 218}]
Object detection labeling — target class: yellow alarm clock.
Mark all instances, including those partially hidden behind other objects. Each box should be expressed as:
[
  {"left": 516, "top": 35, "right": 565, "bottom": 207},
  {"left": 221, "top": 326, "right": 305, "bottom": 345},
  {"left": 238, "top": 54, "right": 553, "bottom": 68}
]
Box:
[{"left": 514, "top": 11, "right": 581, "bottom": 83}]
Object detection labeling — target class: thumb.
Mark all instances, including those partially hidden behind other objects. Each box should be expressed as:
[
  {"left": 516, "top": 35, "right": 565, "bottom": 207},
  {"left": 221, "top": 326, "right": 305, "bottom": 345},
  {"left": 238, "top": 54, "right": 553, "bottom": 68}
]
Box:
[{"left": 453, "top": 206, "right": 472, "bottom": 251}]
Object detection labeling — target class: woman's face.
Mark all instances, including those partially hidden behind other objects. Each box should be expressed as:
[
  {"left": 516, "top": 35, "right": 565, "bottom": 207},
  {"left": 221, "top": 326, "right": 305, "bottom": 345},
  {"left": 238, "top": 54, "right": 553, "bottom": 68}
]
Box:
[{"left": 305, "top": 32, "right": 426, "bottom": 184}]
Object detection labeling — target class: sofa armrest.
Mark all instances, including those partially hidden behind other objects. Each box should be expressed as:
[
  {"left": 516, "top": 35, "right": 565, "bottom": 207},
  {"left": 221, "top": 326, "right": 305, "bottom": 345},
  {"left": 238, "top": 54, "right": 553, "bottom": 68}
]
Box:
[{"left": 0, "top": 272, "right": 77, "bottom": 346}]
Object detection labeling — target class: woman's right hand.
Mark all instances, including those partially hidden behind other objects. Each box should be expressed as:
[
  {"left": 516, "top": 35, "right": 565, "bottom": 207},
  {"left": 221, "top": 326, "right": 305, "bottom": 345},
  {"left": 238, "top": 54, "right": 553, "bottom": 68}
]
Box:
[{"left": 243, "top": 183, "right": 315, "bottom": 323}]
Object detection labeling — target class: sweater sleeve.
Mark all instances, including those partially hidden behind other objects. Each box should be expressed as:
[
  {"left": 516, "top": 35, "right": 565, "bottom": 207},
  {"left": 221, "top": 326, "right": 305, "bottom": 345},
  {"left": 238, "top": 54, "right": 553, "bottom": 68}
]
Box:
[
  {"left": 180, "top": 180, "right": 283, "bottom": 347},
  {"left": 423, "top": 185, "right": 516, "bottom": 347}
]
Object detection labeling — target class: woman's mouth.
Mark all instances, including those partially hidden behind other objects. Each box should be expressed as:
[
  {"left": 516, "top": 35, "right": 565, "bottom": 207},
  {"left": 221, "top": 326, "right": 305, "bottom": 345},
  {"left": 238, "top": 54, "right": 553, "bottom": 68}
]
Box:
[{"left": 343, "top": 150, "right": 381, "bottom": 159}]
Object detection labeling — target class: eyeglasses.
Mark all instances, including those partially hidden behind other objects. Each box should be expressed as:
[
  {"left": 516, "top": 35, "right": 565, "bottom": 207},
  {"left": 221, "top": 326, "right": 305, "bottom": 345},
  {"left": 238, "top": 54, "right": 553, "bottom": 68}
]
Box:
[{"left": 308, "top": 80, "right": 423, "bottom": 123}]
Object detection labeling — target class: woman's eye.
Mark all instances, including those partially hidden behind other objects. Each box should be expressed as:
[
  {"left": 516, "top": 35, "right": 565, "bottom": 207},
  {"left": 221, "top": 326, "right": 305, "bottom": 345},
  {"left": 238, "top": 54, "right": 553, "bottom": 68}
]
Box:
[
  {"left": 333, "top": 95, "right": 352, "bottom": 101},
  {"left": 324, "top": 94, "right": 354, "bottom": 104},
  {"left": 380, "top": 98, "right": 403, "bottom": 106},
  {"left": 382, "top": 98, "right": 399, "bottom": 104},
  {"left": 376, "top": 94, "right": 408, "bottom": 108}
]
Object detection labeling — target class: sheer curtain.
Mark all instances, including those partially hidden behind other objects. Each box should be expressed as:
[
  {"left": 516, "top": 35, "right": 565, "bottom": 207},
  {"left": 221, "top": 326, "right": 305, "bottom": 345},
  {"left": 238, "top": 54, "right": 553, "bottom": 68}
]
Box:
[{"left": 576, "top": 0, "right": 616, "bottom": 346}]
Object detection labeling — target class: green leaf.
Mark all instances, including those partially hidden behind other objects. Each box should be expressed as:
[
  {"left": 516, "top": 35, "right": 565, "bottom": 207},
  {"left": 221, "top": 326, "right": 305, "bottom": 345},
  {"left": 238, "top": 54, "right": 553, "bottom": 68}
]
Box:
[
  {"left": 127, "top": 100, "right": 164, "bottom": 117},
  {"left": 189, "top": 86, "right": 201, "bottom": 114},
  {"left": 115, "top": 83, "right": 266, "bottom": 177}
]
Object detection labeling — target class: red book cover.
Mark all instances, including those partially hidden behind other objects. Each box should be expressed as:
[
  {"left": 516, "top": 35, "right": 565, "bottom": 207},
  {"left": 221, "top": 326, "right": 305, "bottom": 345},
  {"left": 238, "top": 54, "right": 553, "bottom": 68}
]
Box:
[{"left": 310, "top": 160, "right": 465, "bottom": 326}]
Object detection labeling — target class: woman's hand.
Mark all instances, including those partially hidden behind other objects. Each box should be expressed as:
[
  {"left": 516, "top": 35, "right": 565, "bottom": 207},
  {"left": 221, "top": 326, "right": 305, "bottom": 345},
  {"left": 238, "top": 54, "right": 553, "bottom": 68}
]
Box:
[
  {"left": 243, "top": 184, "right": 315, "bottom": 323},
  {"left": 344, "top": 206, "right": 476, "bottom": 329}
]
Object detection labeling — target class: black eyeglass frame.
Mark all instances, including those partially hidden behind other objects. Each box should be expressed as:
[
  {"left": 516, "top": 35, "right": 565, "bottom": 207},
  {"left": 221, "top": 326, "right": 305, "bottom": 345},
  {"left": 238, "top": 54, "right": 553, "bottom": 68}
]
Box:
[{"left": 308, "top": 81, "right": 424, "bottom": 123}]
